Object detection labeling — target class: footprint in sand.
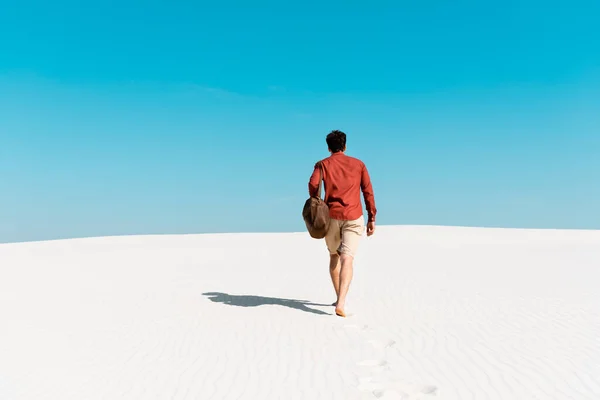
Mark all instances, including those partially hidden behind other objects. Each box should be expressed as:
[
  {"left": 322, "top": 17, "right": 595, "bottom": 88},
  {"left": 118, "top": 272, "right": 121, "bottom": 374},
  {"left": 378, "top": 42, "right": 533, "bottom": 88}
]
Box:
[
  {"left": 363, "top": 381, "right": 438, "bottom": 399},
  {"left": 340, "top": 318, "right": 438, "bottom": 398},
  {"left": 383, "top": 382, "right": 438, "bottom": 399},
  {"left": 342, "top": 323, "right": 370, "bottom": 331},
  {"left": 358, "top": 376, "right": 386, "bottom": 392},
  {"left": 357, "top": 359, "right": 389, "bottom": 375},
  {"left": 367, "top": 338, "right": 397, "bottom": 349},
  {"left": 418, "top": 385, "right": 438, "bottom": 395},
  {"left": 372, "top": 389, "right": 409, "bottom": 399},
  {"left": 357, "top": 359, "right": 388, "bottom": 367},
  {"left": 355, "top": 344, "right": 438, "bottom": 398}
]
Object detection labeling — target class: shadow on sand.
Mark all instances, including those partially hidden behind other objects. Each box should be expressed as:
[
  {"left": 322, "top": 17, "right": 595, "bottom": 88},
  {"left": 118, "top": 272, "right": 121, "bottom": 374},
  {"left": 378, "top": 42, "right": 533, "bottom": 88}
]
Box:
[{"left": 203, "top": 292, "right": 332, "bottom": 316}]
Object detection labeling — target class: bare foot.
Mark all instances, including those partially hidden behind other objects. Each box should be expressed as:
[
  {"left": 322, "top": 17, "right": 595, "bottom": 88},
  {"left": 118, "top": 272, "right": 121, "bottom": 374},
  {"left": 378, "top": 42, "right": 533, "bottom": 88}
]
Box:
[{"left": 335, "top": 308, "right": 346, "bottom": 317}]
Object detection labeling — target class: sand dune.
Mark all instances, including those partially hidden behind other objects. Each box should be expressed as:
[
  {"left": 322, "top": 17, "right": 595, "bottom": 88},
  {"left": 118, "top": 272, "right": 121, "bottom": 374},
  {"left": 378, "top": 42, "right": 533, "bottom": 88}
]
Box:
[{"left": 1, "top": 225, "right": 599, "bottom": 399}]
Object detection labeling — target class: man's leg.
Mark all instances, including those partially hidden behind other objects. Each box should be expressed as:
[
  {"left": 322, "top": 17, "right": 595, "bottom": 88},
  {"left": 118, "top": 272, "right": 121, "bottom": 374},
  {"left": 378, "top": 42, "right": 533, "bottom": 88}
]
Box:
[
  {"left": 334, "top": 217, "right": 365, "bottom": 317},
  {"left": 335, "top": 254, "right": 354, "bottom": 316},
  {"left": 324, "top": 220, "right": 342, "bottom": 303},
  {"left": 329, "top": 254, "right": 341, "bottom": 302}
]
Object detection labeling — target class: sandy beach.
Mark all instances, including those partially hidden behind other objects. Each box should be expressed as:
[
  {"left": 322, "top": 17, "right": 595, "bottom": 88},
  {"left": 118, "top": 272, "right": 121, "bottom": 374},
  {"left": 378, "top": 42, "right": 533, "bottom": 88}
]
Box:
[{"left": 1, "top": 225, "right": 599, "bottom": 399}]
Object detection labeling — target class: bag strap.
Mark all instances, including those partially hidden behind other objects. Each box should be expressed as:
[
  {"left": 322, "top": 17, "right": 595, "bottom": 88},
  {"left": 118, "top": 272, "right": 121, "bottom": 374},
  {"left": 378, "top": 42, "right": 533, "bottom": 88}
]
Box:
[{"left": 317, "top": 162, "right": 326, "bottom": 200}]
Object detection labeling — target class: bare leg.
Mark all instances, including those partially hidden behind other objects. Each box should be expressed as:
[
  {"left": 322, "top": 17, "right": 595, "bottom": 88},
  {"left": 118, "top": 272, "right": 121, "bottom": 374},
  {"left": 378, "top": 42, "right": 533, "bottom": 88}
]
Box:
[
  {"left": 329, "top": 254, "right": 341, "bottom": 303},
  {"left": 335, "top": 254, "right": 354, "bottom": 316}
]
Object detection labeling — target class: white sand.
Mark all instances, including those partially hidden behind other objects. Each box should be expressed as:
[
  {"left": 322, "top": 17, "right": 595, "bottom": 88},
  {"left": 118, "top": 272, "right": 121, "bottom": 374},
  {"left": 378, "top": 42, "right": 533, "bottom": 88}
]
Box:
[{"left": 1, "top": 225, "right": 599, "bottom": 400}]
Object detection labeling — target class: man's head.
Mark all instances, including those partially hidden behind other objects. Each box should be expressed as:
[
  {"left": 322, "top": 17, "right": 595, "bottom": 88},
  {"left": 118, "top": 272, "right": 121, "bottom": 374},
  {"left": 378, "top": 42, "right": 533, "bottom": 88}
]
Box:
[{"left": 326, "top": 130, "right": 347, "bottom": 153}]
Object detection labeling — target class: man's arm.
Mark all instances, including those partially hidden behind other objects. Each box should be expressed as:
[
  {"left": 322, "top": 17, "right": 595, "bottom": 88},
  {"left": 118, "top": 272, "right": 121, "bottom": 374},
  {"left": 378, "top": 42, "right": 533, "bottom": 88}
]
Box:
[
  {"left": 308, "top": 162, "right": 321, "bottom": 197},
  {"left": 361, "top": 163, "right": 377, "bottom": 223}
]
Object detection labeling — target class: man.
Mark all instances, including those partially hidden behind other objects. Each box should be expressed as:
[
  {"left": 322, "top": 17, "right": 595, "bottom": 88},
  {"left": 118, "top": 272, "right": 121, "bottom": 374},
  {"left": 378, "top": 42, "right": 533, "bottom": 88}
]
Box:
[{"left": 308, "top": 130, "right": 377, "bottom": 317}]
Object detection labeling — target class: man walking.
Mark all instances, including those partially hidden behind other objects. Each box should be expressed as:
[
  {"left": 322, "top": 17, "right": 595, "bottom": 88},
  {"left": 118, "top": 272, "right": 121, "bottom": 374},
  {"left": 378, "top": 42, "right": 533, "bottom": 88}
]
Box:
[{"left": 308, "top": 130, "right": 377, "bottom": 317}]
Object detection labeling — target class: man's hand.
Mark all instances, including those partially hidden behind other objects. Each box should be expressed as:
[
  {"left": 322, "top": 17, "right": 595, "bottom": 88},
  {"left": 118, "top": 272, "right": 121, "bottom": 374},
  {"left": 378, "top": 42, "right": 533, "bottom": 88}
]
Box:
[{"left": 366, "top": 221, "right": 375, "bottom": 236}]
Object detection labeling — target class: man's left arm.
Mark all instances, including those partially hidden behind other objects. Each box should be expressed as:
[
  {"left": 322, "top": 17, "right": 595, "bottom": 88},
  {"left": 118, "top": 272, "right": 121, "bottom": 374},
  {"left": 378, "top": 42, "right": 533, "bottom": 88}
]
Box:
[{"left": 308, "top": 163, "right": 320, "bottom": 197}]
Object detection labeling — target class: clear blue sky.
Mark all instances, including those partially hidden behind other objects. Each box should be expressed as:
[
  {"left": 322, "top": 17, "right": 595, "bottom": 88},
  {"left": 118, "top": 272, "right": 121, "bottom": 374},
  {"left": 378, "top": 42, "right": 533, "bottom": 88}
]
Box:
[{"left": 1, "top": 0, "right": 599, "bottom": 243}]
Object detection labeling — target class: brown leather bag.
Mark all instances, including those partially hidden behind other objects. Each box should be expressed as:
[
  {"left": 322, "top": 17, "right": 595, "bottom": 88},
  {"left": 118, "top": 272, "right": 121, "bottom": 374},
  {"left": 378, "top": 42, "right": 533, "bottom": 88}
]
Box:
[{"left": 302, "top": 162, "right": 330, "bottom": 239}]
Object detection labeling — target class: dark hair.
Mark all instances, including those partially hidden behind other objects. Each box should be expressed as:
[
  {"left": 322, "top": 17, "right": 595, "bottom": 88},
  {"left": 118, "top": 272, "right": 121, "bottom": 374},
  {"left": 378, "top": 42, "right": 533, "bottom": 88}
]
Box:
[{"left": 326, "top": 130, "right": 346, "bottom": 153}]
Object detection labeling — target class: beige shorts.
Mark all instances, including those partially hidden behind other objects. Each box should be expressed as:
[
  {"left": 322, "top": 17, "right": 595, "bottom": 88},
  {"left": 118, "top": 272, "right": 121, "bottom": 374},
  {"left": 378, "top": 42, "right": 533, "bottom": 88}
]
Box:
[{"left": 325, "top": 216, "right": 365, "bottom": 258}]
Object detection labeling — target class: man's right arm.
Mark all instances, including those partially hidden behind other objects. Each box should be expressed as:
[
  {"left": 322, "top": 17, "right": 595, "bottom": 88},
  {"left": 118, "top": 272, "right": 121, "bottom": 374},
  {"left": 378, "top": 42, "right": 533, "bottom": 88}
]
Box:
[{"left": 361, "top": 163, "right": 377, "bottom": 224}]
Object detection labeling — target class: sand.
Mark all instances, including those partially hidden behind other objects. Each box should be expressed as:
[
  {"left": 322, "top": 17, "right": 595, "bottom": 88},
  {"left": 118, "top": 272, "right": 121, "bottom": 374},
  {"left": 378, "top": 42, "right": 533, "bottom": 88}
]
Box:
[{"left": 1, "top": 225, "right": 599, "bottom": 399}]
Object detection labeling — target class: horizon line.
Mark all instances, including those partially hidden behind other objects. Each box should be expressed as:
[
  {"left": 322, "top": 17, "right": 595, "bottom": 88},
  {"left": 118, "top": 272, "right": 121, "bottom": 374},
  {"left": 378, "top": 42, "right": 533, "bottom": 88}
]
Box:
[{"left": 2, "top": 223, "right": 599, "bottom": 246}]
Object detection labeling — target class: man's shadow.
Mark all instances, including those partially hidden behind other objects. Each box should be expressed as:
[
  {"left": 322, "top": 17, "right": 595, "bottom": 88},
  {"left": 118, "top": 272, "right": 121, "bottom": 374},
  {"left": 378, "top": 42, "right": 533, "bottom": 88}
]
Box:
[{"left": 203, "top": 292, "right": 332, "bottom": 316}]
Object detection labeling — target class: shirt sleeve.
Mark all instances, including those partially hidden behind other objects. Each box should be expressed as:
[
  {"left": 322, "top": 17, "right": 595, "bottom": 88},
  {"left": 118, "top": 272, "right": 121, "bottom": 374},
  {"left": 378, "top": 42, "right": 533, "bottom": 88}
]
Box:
[
  {"left": 308, "top": 162, "right": 321, "bottom": 197},
  {"left": 360, "top": 163, "right": 377, "bottom": 222}
]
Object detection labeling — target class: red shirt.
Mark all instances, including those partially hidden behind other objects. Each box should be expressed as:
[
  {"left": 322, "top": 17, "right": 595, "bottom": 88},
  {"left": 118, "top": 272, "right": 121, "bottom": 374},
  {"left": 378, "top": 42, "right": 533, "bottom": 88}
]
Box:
[{"left": 308, "top": 152, "right": 377, "bottom": 222}]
